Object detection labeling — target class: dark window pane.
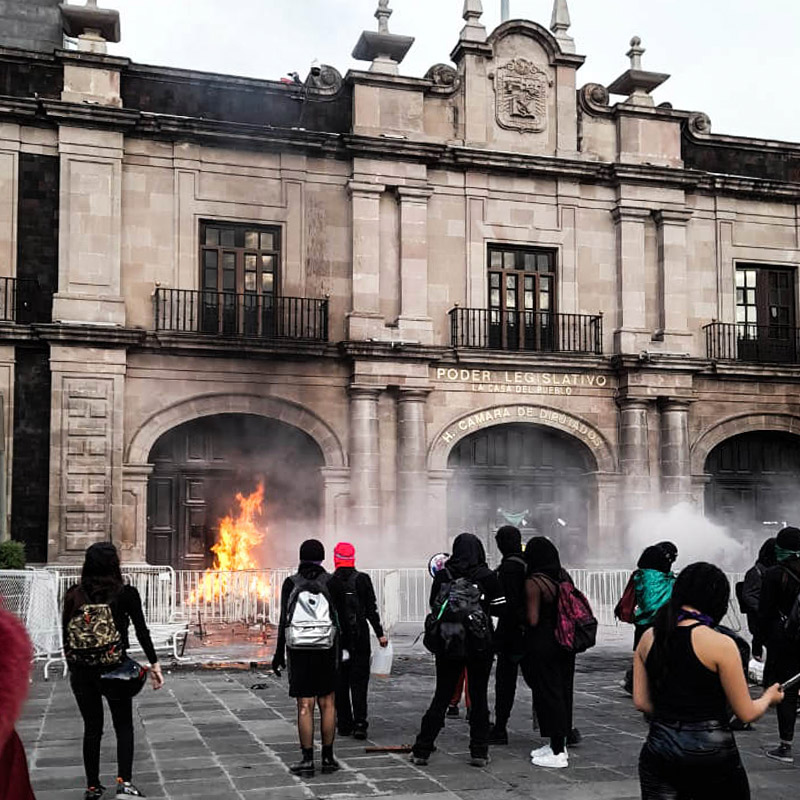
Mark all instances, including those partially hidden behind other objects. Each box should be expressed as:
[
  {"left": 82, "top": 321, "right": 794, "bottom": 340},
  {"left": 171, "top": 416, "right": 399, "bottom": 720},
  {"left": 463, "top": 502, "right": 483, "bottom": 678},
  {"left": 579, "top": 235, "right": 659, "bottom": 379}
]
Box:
[
  {"left": 223, "top": 252, "right": 236, "bottom": 271},
  {"left": 244, "top": 231, "right": 258, "bottom": 249},
  {"left": 220, "top": 228, "right": 235, "bottom": 247},
  {"left": 223, "top": 271, "right": 236, "bottom": 291},
  {"left": 204, "top": 250, "right": 218, "bottom": 269},
  {"left": 537, "top": 253, "right": 551, "bottom": 272},
  {"left": 490, "top": 251, "right": 502, "bottom": 268},
  {"left": 204, "top": 268, "right": 217, "bottom": 289},
  {"left": 524, "top": 252, "right": 536, "bottom": 271},
  {"left": 205, "top": 228, "right": 219, "bottom": 246}
]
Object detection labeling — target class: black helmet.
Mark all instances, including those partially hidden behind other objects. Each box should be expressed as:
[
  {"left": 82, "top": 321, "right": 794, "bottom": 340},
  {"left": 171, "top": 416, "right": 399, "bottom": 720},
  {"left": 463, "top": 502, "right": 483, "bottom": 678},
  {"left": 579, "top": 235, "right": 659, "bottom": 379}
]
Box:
[{"left": 100, "top": 657, "right": 148, "bottom": 700}]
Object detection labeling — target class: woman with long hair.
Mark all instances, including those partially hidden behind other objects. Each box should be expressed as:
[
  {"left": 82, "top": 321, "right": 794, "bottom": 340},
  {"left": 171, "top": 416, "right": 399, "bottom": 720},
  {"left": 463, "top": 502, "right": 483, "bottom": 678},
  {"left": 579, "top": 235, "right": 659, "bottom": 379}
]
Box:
[
  {"left": 63, "top": 543, "right": 164, "bottom": 800},
  {"left": 522, "top": 537, "right": 575, "bottom": 769},
  {"left": 634, "top": 562, "right": 783, "bottom": 798}
]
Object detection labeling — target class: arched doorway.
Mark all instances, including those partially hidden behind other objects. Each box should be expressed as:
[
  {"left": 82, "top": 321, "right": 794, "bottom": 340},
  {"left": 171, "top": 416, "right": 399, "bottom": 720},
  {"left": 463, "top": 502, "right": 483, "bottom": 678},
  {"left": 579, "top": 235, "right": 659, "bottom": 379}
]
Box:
[
  {"left": 146, "top": 414, "right": 324, "bottom": 570},
  {"left": 447, "top": 423, "right": 595, "bottom": 564},
  {"left": 705, "top": 431, "right": 800, "bottom": 546}
]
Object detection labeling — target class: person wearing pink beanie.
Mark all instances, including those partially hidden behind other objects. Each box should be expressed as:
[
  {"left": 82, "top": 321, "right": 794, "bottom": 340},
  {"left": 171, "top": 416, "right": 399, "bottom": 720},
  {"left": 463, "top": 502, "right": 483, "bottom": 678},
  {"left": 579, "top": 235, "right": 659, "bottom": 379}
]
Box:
[{"left": 332, "top": 542, "right": 388, "bottom": 740}]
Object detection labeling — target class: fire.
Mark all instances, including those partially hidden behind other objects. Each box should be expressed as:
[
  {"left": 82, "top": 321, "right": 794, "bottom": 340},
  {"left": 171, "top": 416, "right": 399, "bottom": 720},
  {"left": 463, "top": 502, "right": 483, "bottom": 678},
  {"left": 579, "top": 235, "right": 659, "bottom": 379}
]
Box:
[{"left": 188, "top": 483, "right": 271, "bottom": 603}]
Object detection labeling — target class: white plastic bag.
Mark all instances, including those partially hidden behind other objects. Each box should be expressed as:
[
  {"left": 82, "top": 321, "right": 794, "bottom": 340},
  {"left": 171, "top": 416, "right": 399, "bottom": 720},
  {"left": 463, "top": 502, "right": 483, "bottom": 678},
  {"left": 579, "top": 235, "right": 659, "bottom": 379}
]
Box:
[
  {"left": 748, "top": 657, "right": 764, "bottom": 685},
  {"left": 370, "top": 640, "right": 393, "bottom": 677}
]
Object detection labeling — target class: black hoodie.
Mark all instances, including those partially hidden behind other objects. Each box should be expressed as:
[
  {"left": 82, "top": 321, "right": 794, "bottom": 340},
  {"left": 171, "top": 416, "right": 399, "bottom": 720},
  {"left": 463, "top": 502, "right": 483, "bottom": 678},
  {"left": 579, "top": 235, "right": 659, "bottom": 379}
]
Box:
[{"left": 494, "top": 527, "right": 527, "bottom": 654}]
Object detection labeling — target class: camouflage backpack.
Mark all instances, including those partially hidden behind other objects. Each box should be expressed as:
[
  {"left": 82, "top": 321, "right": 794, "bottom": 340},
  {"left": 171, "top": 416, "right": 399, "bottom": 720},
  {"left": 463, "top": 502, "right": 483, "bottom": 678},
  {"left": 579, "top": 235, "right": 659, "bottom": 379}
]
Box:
[{"left": 66, "top": 601, "right": 124, "bottom": 668}]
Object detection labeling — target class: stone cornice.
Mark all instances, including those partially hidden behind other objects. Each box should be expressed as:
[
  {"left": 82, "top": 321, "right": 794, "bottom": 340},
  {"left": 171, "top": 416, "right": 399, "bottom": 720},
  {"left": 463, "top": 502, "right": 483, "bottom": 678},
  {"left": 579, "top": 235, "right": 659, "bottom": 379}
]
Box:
[
  {"left": 34, "top": 323, "right": 146, "bottom": 348},
  {"left": 141, "top": 332, "right": 336, "bottom": 360},
  {"left": 702, "top": 361, "right": 800, "bottom": 382},
  {"left": 444, "top": 350, "right": 610, "bottom": 371},
  {"left": 345, "top": 70, "right": 431, "bottom": 92},
  {"left": 339, "top": 341, "right": 447, "bottom": 362},
  {"left": 40, "top": 99, "right": 140, "bottom": 132},
  {"left": 56, "top": 50, "right": 130, "bottom": 71}
]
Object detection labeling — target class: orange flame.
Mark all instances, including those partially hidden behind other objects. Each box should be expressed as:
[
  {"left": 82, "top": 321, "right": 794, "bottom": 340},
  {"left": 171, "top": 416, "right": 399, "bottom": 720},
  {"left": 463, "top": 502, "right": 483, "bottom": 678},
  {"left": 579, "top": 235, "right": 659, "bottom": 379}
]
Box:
[{"left": 188, "top": 484, "right": 271, "bottom": 603}]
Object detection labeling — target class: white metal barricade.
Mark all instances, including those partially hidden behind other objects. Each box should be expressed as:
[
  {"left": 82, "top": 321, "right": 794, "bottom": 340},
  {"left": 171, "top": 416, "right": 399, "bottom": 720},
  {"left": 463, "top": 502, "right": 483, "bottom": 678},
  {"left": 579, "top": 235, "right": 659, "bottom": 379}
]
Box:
[{"left": 0, "top": 569, "right": 66, "bottom": 678}]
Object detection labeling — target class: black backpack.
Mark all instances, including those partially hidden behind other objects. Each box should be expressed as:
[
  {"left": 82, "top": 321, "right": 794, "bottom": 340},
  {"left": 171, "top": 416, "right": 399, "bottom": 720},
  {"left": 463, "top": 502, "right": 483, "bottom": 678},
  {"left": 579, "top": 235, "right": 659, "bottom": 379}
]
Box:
[
  {"left": 779, "top": 568, "right": 800, "bottom": 642},
  {"left": 340, "top": 571, "right": 365, "bottom": 642},
  {"left": 423, "top": 569, "right": 492, "bottom": 659}
]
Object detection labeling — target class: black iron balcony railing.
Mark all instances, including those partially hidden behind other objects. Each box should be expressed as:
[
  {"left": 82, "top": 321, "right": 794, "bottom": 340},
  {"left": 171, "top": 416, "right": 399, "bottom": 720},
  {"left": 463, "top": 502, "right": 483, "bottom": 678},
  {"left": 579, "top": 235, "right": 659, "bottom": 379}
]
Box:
[
  {"left": 0, "top": 277, "right": 51, "bottom": 324},
  {"left": 154, "top": 289, "right": 329, "bottom": 342},
  {"left": 450, "top": 307, "right": 603, "bottom": 355},
  {"left": 704, "top": 321, "right": 800, "bottom": 364}
]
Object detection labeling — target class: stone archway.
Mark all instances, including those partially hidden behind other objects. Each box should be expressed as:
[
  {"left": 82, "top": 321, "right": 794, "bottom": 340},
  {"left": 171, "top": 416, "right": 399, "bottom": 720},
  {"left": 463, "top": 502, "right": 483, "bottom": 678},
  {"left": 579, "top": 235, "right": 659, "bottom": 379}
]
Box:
[{"left": 122, "top": 394, "right": 347, "bottom": 562}]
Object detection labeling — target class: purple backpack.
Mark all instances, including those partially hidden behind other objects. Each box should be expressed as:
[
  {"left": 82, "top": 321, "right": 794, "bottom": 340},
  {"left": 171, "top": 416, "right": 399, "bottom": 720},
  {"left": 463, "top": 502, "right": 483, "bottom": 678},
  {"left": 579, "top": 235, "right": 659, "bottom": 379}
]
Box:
[{"left": 554, "top": 579, "right": 598, "bottom": 654}]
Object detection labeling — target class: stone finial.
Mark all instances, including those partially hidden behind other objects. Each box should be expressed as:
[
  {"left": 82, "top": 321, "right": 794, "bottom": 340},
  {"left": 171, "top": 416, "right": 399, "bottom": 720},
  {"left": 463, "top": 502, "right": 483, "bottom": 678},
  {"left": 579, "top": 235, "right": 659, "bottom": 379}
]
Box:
[
  {"left": 607, "top": 35, "right": 670, "bottom": 107},
  {"left": 352, "top": 0, "right": 414, "bottom": 75},
  {"left": 460, "top": 0, "right": 487, "bottom": 43},
  {"left": 550, "top": 0, "right": 575, "bottom": 54},
  {"left": 376, "top": 0, "right": 391, "bottom": 35},
  {"left": 60, "top": 0, "right": 121, "bottom": 54},
  {"left": 627, "top": 36, "right": 645, "bottom": 70}
]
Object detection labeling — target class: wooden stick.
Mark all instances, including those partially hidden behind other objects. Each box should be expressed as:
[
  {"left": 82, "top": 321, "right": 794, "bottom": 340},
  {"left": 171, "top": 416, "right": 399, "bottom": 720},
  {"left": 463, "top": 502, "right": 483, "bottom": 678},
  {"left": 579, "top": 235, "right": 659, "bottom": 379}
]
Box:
[{"left": 364, "top": 745, "right": 413, "bottom": 754}]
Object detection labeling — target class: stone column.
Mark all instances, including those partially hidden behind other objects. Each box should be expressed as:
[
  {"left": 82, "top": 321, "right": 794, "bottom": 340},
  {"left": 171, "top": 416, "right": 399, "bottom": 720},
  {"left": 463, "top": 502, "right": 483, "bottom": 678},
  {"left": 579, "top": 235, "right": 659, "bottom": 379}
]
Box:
[
  {"left": 659, "top": 398, "right": 692, "bottom": 506},
  {"left": 348, "top": 181, "right": 385, "bottom": 340},
  {"left": 121, "top": 464, "right": 152, "bottom": 562},
  {"left": 348, "top": 386, "right": 382, "bottom": 533},
  {"left": 654, "top": 210, "right": 693, "bottom": 348},
  {"left": 612, "top": 206, "right": 650, "bottom": 353},
  {"left": 618, "top": 398, "right": 652, "bottom": 522},
  {"left": 396, "top": 389, "right": 430, "bottom": 540},
  {"left": 397, "top": 186, "right": 434, "bottom": 344}
]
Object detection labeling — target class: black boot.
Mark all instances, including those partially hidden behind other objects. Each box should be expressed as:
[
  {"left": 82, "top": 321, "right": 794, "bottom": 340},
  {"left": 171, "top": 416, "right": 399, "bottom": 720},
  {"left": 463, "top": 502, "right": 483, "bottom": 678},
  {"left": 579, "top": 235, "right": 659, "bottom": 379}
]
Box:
[
  {"left": 290, "top": 748, "right": 315, "bottom": 778},
  {"left": 487, "top": 724, "right": 508, "bottom": 745},
  {"left": 321, "top": 744, "right": 340, "bottom": 774}
]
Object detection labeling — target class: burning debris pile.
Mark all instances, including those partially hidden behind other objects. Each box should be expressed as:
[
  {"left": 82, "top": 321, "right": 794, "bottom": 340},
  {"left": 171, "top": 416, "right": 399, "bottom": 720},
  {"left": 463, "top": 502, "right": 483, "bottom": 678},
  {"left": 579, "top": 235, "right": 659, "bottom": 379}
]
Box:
[{"left": 187, "top": 483, "right": 271, "bottom": 609}]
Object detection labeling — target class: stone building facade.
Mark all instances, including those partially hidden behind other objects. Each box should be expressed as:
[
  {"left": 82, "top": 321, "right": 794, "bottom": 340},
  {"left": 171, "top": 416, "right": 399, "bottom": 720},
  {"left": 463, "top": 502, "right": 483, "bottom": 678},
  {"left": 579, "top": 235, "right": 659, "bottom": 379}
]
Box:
[{"left": 1, "top": 0, "right": 800, "bottom": 568}]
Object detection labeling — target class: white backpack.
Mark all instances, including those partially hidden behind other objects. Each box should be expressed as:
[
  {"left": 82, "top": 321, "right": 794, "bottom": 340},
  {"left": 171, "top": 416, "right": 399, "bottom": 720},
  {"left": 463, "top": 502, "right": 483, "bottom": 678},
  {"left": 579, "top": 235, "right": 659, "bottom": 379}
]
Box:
[{"left": 285, "top": 574, "right": 337, "bottom": 650}]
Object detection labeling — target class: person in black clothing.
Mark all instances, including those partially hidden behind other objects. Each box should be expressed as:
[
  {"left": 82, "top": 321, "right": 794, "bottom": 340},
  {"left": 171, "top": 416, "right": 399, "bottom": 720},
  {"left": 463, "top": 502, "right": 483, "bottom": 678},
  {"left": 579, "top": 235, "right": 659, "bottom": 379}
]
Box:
[
  {"left": 488, "top": 525, "right": 527, "bottom": 745},
  {"left": 524, "top": 537, "right": 575, "bottom": 769},
  {"left": 63, "top": 543, "right": 164, "bottom": 800},
  {"left": 635, "top": 562, "right": 783, "bottom": 799},
  {"left": 411, "top": 533, "right": 506, "bottom": 768},
  {"left": 758, "top": 526, "right": 800, "bottom": 763},
  {"left": 740, "top": 537, "right": 776, "bottom": 661},
  {"left": 272, "top": 539, "right": 349, "bottom": 777},
  {"left": 332, "top": 541, "right": 388, "bottom": 739}
]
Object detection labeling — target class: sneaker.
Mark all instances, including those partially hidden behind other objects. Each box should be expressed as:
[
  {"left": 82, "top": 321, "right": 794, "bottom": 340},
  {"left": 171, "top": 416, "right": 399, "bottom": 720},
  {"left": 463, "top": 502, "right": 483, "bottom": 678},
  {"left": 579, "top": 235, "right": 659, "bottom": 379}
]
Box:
[
  {"left": 532, "top": 751, "right": 568, "bottom": 769},
  {"left": 116, "top": 781, "right": 145, "bottom": 798},
  {"left": 487, "top": 726, "right": 508, "bottom": 745},
  {"left": 84, "top": 786, "right": 106, "bottom": 800},
  {"left": 567, "top": 727, "right": 582, "bottom": 746},
  {"left": 766, "top": 743, "right": 794, "bottom": 763},
  {"left": 410, "top": 753, "right": 429, "bottom": 766},
  {"left": 530, "top": 744, "right": 553, "bottom": 759},
  {"left": 446, "top": 705, "right": 460, "bottom": 718},
  {"left": 469, "top": 754, "right": 490, "bottom": 768}
]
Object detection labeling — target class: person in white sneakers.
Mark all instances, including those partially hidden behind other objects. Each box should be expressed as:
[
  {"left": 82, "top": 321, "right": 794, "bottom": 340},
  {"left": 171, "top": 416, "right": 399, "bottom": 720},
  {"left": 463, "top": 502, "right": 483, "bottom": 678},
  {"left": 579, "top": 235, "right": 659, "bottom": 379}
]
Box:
[{"left": 522, "top": 538, "right": 574, "bottom": 769}]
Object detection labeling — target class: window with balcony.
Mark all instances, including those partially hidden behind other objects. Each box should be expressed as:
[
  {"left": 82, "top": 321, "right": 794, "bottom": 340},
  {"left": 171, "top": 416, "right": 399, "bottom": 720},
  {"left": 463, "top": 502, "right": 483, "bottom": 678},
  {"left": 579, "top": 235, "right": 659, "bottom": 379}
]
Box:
[
  {"left": 449, "top": 244, "right": 602, "bottom": 354},
  {"left": 153, "top": 221, "right": 329, "bottom": 342}
]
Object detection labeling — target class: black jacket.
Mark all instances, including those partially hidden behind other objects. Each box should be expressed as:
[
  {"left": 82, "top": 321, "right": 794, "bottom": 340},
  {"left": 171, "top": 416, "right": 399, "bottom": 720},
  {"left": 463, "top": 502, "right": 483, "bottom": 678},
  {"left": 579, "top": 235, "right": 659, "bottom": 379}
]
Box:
[
  {"left": 493, "top": 553, "right": 528, "bottom": 654},
  {"left": 758, "top": 559, "right": 800, "bottom": 645},
  {"left": 333, "top": 567, "right": 385, "bottom": 645},
  {"left": 274, "top": 564, "right": 350, "bottom": 663}
]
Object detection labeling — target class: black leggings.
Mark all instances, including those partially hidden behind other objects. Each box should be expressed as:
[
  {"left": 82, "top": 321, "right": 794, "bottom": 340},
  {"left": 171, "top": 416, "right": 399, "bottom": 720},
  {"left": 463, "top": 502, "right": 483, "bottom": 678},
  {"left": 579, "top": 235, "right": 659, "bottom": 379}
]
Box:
[
  {"left": 639, "top": 720, "right": 750, "bottom": 800},
  {"left": 70, "top": 669, "right": 135, "bottom": 786}
]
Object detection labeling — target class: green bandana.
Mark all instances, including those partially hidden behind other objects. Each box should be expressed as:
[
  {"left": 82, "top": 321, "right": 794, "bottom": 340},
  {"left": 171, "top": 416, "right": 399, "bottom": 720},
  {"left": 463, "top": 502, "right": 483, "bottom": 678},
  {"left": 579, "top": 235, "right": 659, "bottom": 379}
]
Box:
[{"left": 776, "top": 545, "right": 800, "bottom": 563}]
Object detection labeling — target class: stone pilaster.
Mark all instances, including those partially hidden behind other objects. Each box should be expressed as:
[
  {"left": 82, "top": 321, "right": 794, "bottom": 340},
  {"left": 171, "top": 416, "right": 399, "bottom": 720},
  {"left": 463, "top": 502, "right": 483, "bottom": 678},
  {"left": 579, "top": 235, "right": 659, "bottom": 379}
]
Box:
[
  {"left": 659, "top": 398, "right": 692, "bottom": 506},
  {"left": 397, "top": 186, "right": 433, "bottom": 344},
  {"left": 654, "top": 209, "right": 693, "bottom": 349},
  {"left": 618, "top": 397, "right": 652, "bottom": 521},
  {"left": 121, "top": 463, "right": 152, "bottom": 562},
  {"left": 427, "top": 469, "right": 453, "bottom": 557},
  {"left": 54, "top": 126, "right": 125, "bottom": 325},
  {"left": 48, "top": 345, "right": 126, "bottom": 562},
  {"left": 612, "top": 206, "right": 650, "bottom": 353},
  {"left": 348, "top": 181, "right": 385, "bottom": 340},
  {"left": 321, "top": 467, "right": 351, "bottom": 543},
  {"left": 348, "top": 386, "right": 382, "bottom": 533},
  {"left": 396, "top": 388, "right": 430, "bottom": 538}
]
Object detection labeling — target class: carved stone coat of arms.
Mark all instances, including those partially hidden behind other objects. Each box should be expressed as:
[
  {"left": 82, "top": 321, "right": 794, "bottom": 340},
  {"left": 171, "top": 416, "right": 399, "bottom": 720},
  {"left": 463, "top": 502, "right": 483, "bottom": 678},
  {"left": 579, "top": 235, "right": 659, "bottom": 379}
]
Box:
[{"left": 493, "top": 58, "right": 550, "bottom": 133}]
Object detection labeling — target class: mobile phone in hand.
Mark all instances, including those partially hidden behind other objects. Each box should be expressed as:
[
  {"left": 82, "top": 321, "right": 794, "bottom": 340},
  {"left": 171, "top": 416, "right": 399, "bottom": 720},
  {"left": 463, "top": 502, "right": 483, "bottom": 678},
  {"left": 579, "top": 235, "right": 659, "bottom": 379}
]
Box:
[{"left": 780, "top": 672, "right": 800, "bottom": 692}]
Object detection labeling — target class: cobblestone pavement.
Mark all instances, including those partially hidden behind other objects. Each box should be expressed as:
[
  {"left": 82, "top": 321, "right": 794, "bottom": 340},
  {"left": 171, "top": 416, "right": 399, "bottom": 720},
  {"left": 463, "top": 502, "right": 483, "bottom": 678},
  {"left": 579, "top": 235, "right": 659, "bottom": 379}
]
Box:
[{"left": 18, "top": 640, "right": 799, "bottom": 800}]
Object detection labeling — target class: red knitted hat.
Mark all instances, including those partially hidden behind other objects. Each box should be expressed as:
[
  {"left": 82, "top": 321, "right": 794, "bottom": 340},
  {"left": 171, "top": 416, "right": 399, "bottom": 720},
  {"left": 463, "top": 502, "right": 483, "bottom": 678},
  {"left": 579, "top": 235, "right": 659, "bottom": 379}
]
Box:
[{"left": 334, "top": 542, "right": 356, "bottom": 568}]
